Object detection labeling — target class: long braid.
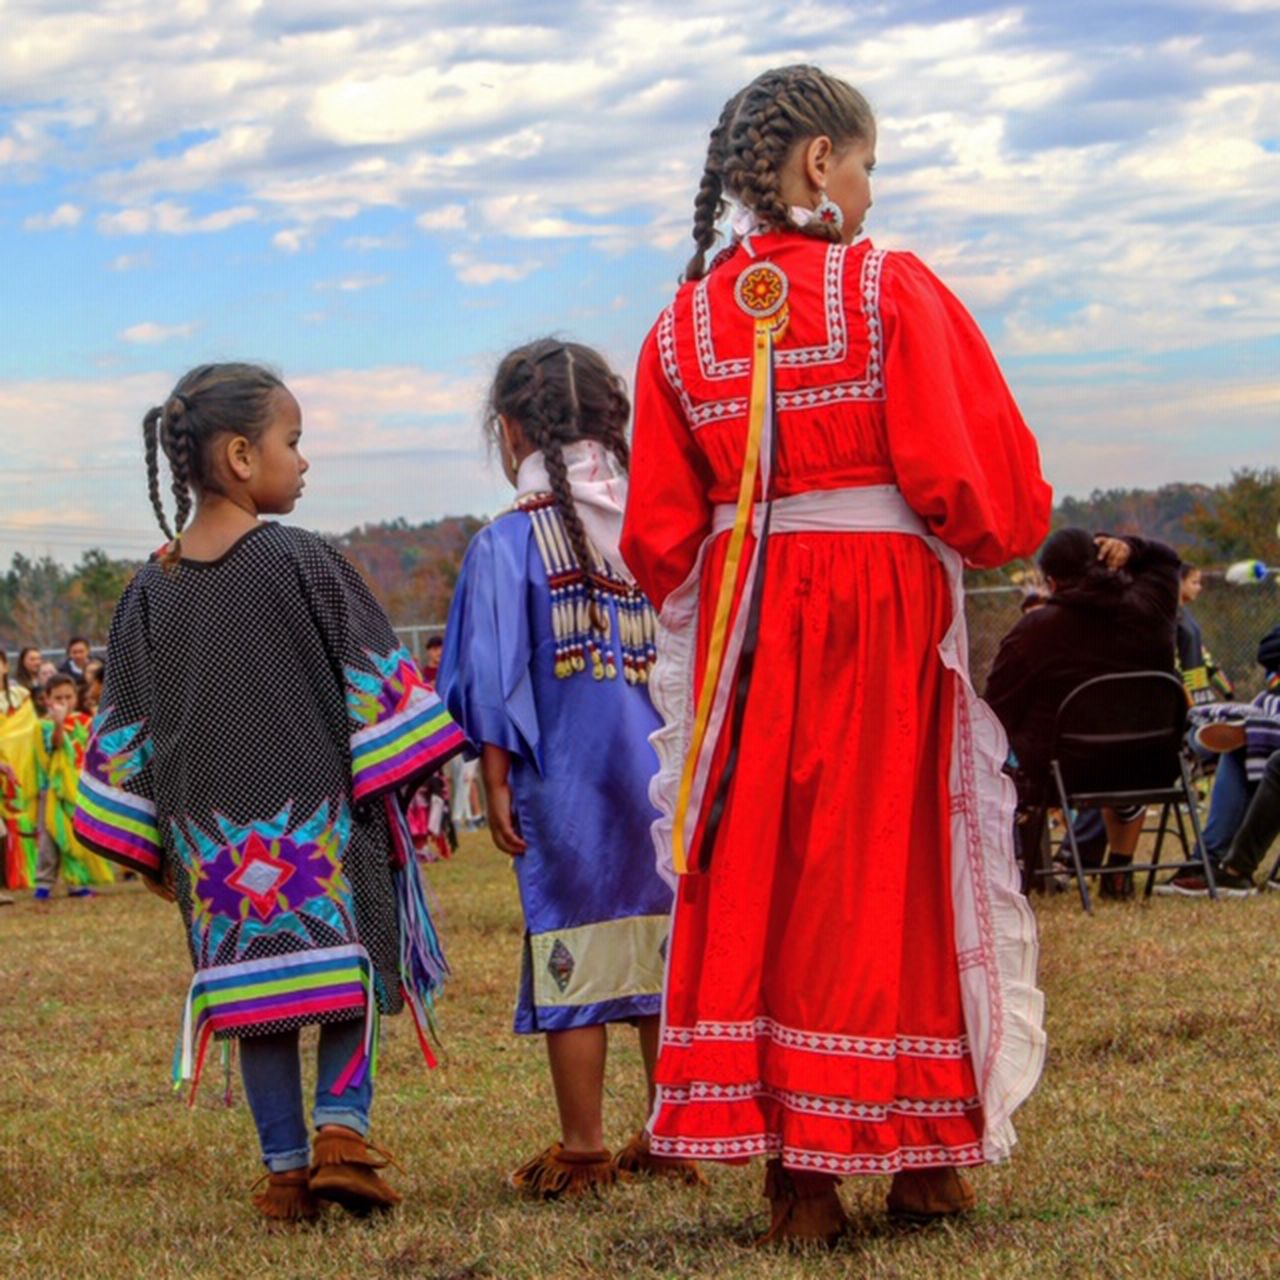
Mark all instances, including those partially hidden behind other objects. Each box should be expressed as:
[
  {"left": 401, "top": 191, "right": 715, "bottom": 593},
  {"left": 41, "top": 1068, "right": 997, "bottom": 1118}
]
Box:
[
  {"left": 542, "top": 437, "right": 597, "bottom": 590},
  {"left": 143, "top": 407, "right": 174, "bottom": 541},
  {"left": 684, "top": 95, "right": 739, "bottom": 282},
  {"left": 162, "top": 398, "right": 194, "bottom": 536},
  {"left": 728, "top": 91, "right": 795, "bottom": 235},
  {"left": 526, "top": 353, "right": 604, "bottom": 617}
]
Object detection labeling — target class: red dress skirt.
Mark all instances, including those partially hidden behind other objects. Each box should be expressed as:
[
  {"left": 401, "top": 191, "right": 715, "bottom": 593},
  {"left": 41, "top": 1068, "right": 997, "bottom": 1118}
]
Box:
[{"left": 651, "top": 528, "right": 983, "bottom": 1172}]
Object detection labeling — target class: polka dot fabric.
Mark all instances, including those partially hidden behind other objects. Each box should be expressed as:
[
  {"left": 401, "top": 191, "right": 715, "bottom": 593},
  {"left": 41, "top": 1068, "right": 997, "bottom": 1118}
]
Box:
[{"left": 80, "top": 522, "right": 459, "bottom": 1038}]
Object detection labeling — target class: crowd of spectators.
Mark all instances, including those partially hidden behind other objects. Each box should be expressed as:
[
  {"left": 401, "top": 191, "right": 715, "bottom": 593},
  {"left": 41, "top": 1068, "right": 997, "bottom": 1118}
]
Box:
[{"left": 987, "top": 528, "right": 1280, "bottom": 899}]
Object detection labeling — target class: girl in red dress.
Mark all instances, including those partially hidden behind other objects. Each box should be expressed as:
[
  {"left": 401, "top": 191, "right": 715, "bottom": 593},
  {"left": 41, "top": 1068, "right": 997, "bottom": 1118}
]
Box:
[{"left": 621, "top": 64, "right": 1052, "bottom": 1243}]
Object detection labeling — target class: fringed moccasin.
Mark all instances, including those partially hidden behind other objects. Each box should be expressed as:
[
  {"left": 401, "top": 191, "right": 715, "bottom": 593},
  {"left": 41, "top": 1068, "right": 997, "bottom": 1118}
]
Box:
[
  {"left": 308, "top": 1126, "right": 403, "bottom": 1215},
  {"left": 757, "top": 1158, "right": 848, "bottom": 1247},
  {"left": 250, "top": 1168, "right": 322, "bottom": 1224},
  {"left": 509, "top": 1142, "right": 616, "bottom": 1201},
  {"left": 614, "top": 1130, "right": 708, "bottom": 1188},
  {"left": 886, "top": 1167, "right": 977, "bottom": 1224}
]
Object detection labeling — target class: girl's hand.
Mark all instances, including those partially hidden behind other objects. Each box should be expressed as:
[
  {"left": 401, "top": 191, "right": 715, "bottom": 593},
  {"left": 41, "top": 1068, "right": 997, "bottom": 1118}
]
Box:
[
  {"left": 485, "top": 780, "right": 528, "bottom": 857},
  {"left": 480, "top": 743, "right": 528, "bottom": 857}
]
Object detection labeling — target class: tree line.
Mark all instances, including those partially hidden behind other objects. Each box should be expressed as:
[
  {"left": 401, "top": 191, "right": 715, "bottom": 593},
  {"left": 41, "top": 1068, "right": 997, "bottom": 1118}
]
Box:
[{"left": 4, "top": 469, "right": 1277, "bottom": 649}]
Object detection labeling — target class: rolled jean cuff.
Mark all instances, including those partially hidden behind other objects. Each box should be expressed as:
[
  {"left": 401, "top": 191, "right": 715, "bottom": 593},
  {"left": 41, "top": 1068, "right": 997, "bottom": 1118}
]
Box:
[
  {"left": 262, "top": 1143, "right": 311, "bottom": 1174},
  {"left": 313, "top": 1106, "right": 370, "bottom": 1137}
]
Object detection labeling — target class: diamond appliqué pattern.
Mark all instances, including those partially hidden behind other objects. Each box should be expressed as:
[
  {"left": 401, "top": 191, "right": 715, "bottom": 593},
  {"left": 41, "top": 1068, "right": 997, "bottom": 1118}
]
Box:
[{"left": 546, "top": 938, "right": 576, "bottom": 993}]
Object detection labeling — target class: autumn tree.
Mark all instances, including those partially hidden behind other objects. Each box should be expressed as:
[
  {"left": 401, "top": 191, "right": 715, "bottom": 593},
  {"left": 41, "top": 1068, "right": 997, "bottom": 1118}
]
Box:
[{"left": 1183, "top": 468, "right": 1280, "bottom": 565}]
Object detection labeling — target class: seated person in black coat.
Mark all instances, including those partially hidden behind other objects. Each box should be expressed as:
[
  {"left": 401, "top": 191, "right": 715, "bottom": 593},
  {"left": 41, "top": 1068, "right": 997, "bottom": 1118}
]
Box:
[{"left": 986, "top": 527, "right": 1182, "bottom": 891}]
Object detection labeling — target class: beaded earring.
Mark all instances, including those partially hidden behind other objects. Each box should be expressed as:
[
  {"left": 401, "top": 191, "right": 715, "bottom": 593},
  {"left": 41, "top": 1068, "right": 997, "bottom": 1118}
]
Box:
[{"left": 812, "top": 189, "right": 844, "bottom": 233}]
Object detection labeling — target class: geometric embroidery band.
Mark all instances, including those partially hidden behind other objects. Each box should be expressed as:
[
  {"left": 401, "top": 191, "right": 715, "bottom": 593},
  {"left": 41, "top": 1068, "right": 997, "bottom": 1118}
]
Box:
[
  {"left": 648, "top": 1132, "right": 985, "bottom": 1175},
  {"left": 661, "top": 1017, "right": 968, "bottom": 1060}
]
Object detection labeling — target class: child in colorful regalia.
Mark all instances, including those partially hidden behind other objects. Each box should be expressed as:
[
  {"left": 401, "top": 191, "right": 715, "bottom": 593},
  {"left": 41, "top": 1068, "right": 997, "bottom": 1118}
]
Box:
[
  {"left": 0, "top": 649, "right": 40, "bottom": 890},
  {"left": 33, "top": 672, "right": 115, "bottom": 899},
  {"left": 621, "top": 65, "right": 1053, "bottom": 1243},
  {"left": 73, "top": 363, "right": 465, "bottom": 1222},
  {"left": 440, "top": 340, "right": 701, "bottom": 1198}
]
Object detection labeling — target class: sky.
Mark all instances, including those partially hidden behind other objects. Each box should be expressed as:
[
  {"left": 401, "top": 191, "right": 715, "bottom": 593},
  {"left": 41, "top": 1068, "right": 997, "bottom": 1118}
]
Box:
[{"left": 1, "top": 0, "right": 1277, "bottom": 564}]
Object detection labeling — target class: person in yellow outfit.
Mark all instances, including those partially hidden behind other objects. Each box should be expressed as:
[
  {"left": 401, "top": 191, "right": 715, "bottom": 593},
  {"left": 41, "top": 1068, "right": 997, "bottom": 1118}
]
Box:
[
  {"left": 33, "top": 673, "right": 114, "bottom": 902},
  {"left": 0, "top": 650, "right": 41, "bottom": 891}
]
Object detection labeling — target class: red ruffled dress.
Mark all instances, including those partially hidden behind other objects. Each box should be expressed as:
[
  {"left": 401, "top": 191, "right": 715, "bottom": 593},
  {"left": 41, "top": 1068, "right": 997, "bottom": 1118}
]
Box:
[{"left": 621, "top": 231, "right": 1052, "bottom": 1175}]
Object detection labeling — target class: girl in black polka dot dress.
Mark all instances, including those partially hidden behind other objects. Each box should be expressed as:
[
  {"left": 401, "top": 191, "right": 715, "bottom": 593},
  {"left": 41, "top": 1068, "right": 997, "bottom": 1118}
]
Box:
[{"left": 73, "top": 363, "right": 465, "bottom": 1222}]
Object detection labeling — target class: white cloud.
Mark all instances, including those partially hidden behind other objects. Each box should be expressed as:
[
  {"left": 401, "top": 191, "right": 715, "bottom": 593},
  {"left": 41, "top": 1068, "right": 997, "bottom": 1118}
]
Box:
[
  {"left": 97, "top": 201, "right": 259, "bottom": 236},
  {"left": 447, "top": 251, "right": 541, "bottom": 286},
  {"left": 118, "top": 321, "right": 195, "bottom": 345},
  {"left": 273, "top": 227, "right": 309, "bottom": 253},
  {"left": 416, "top": 204, "right": 467, "bottom": 231},
  {"left": 478, "top": 194, "right": 626, "bottom": 241},
  {"left": 23, "top": 202, "right": 83, "bottom": 230},
  {"left": 3, "top": 0, "right": 1279, "bottom": 508}
]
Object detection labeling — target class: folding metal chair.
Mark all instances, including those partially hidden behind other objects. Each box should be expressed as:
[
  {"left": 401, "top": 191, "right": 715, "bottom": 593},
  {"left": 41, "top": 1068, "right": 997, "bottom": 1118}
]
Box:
[{"left": 1029, "top": 671, "right": 1217, "bottom": 912}]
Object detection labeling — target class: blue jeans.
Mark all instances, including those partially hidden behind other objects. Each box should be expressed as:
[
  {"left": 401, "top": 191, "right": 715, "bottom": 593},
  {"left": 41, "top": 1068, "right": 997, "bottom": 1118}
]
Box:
[
  {"left": 1201, "top": 750, "right": 1255, "bottom": 864},
  {"left": 239, "top": 1019, "right": 374, "bottom": 1172}
]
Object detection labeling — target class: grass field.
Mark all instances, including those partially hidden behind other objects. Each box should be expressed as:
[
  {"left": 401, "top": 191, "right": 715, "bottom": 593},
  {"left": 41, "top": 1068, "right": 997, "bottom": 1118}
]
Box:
[{"left": 3, "top": 833, "right": 1280, "bottom": 1279}]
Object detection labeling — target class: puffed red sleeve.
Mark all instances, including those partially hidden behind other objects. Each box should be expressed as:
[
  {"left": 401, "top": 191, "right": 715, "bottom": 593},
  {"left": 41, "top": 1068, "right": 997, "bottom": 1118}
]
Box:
[
  {"left": 880, "top": 251, "right": 1052, "bottom": 567},
  {"left": 621, "top": 313, "right": 715, "bottom": 610}
]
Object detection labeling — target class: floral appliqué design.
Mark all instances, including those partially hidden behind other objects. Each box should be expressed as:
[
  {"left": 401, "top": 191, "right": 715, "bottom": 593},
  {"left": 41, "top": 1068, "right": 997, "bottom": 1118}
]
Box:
[{"left": 175, "top": 800, "right": 356, "bottom": 968}]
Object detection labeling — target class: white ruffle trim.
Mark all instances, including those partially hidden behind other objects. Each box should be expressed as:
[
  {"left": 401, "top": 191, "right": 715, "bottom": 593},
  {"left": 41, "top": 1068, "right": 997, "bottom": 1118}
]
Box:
[
  {"left": 927, "top": 536, "right": 1046, "bottom": 1162},
  {"left": 645, "top": 544, "right": 710, "bottom": 889}
]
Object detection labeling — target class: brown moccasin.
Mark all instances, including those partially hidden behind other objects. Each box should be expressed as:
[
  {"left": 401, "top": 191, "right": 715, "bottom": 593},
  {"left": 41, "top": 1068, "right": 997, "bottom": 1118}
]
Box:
[
  {"left": 308, "top": 1126, "right": 403, "bottom": 1215},
  {"left": 886, "top": 1166, "right": 977, "bottom": 1223},
  {"left": 509, "top": 1142, "right": 616, "bottom": 1201},
  {"left": 251, "top": 1168, "right": 322, "bottom": 1223},
  {"left": 757, "top": 1158, "right": 848, "bottom": 1247},
  {"left": 614, "top": 1130, "right": 708, "bottom": 1187}
]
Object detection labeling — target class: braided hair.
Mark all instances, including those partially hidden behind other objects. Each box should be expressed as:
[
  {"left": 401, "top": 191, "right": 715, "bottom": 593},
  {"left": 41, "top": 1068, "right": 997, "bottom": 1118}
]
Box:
[
  {"left": 685, "top": 65, "right": 875, "bottom": 280},
  {"left": 486, "top": 339, "right": 631, "bottom": 622},
  {"left": 141, "top": 363, "right": 285, "bottom": 563}
]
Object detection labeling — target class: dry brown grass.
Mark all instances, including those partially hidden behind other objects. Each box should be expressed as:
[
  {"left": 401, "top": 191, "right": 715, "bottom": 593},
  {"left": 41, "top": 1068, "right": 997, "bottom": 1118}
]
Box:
[{"left": 3, "top": 834, "right": 1280, "bottom": 1279}]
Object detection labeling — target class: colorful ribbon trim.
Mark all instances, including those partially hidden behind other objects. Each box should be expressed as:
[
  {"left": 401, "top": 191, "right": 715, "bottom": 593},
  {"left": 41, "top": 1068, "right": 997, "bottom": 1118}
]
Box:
[
  {"left": 173, "top": 945, "right": 376, "bottom": 1103},
  {"left": 671, "top": 323, "right": 775, "bottom": 875},
  {"left": 350, "top": 693, "right": 466, "bottom": 802}
]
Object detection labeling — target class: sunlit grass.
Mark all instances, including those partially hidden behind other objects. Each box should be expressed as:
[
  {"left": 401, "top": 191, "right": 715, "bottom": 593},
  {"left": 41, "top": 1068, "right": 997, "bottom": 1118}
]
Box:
[{"left": 3, "top": 833, "right": 1279, "bottom": 1278}]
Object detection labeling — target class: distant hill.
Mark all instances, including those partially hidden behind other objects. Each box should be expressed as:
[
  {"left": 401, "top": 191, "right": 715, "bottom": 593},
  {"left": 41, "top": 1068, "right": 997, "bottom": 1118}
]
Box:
[
  {"left": 331, "top": 515, "right": 486, "bottom": 627},
  {"left": 1052, "top": 483, "right": 1214, "bottom": 553}
]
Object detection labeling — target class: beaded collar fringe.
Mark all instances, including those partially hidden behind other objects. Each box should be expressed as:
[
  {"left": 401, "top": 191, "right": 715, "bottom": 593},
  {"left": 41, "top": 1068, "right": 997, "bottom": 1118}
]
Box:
[{"left": 514, "top": 492, "right": 657, "bottom": 684}]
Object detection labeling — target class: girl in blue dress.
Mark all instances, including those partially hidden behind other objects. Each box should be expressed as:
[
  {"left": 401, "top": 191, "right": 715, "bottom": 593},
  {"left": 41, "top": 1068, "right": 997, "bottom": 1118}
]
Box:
[{"left": 440, "top": 339, "right": 698, "bottom": 1198}]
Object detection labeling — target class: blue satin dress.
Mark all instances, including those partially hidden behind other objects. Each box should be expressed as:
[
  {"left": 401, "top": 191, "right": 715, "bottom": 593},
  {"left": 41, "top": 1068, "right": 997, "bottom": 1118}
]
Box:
[{"left": 439, "top": 507, "right": 672, "bottom": 1033}]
